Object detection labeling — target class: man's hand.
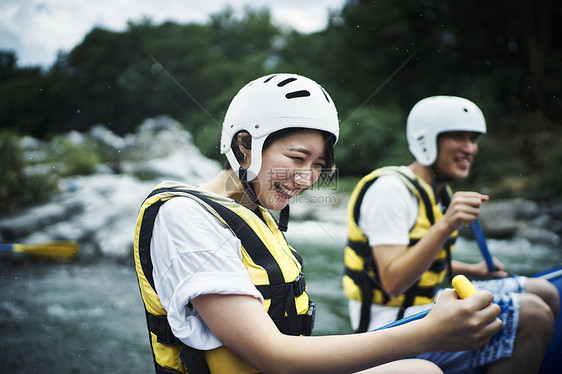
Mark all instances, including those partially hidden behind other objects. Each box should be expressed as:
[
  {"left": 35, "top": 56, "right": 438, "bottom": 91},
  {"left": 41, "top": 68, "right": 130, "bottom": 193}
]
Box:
[
  {"left": 442, "top": 191, "right": 488, "bottom": 231},
  {"left": 471, "top": 258, "right": 509, "bottom": 279}
]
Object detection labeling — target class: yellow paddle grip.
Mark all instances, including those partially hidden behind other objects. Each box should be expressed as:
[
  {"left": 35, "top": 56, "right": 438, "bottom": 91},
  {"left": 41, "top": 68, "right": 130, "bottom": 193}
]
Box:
[{"left": 452, "top": 275, "right": 478, "bottom": 299}]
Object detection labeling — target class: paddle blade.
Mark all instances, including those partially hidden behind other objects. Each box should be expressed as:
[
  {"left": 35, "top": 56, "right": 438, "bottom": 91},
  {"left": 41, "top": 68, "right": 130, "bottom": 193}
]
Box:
[{"left": 12, "top": 241, "right": 79, "bottom": 259}]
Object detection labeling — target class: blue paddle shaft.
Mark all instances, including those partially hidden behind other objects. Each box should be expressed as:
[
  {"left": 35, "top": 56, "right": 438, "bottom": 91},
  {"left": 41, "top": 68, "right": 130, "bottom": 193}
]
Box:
[
  {"left": 0, "top": 244, "right": 14, "bottom": 252},
  {"left": 373, "top": 309, "right": 430, "bottom": 330},
  {"left": 470, "top": 220, "right": 497, "bottom": 272}
]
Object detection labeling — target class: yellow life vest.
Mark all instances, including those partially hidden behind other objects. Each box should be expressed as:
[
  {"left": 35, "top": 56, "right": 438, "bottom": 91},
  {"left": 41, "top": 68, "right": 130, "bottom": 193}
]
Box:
[
  {"left": 342, "top": 167, "right": 457, "bottom": 331},
  {"left": 134, "top": 181, "right": 314, "bottom": 374}
]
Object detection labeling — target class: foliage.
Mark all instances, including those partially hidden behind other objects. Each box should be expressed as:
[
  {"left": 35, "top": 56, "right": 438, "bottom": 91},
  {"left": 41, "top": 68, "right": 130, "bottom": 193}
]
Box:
[
  {"left": 0, "top": 132, "right": 59, "bottom": 214},
  {"left": 530, "top": 130, "right": 562, "bottom": 199},
  {"left": 1, "top": 2, "right": 561, "bottom": 198},
  {"left": 449, "top": 135, "right": 528, "bottom": 197},
  {"left": 45, "top": 134, "right": 102, "bottom": 176},
  {"left": 337, "top": 106, "right": 410, "bottom": 176}
]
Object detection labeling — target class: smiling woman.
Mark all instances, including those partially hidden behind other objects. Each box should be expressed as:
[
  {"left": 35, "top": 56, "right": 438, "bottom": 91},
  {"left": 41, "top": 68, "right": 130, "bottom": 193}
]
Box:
[{"left": 132, "top": 74, "right": 504, "bottom": 374}]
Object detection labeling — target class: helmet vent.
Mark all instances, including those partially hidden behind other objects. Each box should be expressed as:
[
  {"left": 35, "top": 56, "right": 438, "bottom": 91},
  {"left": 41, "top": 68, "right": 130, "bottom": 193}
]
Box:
[
  {"left": 320, "top": 87, "right": 331, "bottom": 103},
  {"left": 463, "top": 107, "right": 469, "bottom": 112},
  {"left": 278, "top": 77, "right": 297, "bottom": 86},
  {"left": 286, "top": 90, "right": 311, "bottom": 99},
  {"left": 264, "top": 74, "right": 277, "bottom": 83}
]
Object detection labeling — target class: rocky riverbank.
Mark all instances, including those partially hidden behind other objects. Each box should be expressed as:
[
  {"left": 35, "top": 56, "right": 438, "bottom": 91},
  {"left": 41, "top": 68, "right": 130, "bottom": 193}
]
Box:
[
  {"left": 472, "top": 198, "right": 562, "bottom": 247},
  {"left": 0, "top": 117, "right": 560, "bottom": 261}
]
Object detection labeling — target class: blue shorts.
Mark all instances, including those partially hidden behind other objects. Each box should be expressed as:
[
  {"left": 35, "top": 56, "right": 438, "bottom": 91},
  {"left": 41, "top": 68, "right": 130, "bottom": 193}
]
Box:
[{"left": 412, "top": 276, "right": 526, "bottom": 374}]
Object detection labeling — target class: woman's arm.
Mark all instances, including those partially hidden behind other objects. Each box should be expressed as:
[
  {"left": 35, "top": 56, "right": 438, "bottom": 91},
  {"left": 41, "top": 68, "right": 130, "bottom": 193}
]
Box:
[{"left": 192, "top": 288, "right": 502, "bottom": 374}]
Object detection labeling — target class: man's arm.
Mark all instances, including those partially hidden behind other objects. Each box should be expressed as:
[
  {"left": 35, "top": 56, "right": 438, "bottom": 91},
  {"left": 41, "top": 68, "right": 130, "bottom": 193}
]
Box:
[
  {"left": 373, "top": 217, "right": 456, "bottom": 296},
  {"left": 373, "top": 191, "right": 490, "bottom": 295}
]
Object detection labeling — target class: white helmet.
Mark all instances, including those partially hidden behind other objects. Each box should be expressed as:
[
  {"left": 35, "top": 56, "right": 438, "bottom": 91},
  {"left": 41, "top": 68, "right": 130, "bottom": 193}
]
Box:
[
  {"left": 406, "top": 96, "right": 487, "bottom": 166},
  {"left": 221, "top": 73, "right": 339, "bottom": 180}
]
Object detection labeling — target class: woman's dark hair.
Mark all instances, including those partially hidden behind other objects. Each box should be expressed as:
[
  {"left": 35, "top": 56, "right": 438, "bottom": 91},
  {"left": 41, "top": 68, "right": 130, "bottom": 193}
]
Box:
[
  {"left": 223, "top": 131, "right": 252, "bottom": 169},
  {"left": 223, "top": 128, "right": 336, "bottom": 177}
]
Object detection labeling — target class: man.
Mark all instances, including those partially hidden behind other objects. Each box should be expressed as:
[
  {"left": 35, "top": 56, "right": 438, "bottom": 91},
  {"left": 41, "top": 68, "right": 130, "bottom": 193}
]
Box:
[{"left": 343, "top": 96, "right": 559, "bottom": 373}]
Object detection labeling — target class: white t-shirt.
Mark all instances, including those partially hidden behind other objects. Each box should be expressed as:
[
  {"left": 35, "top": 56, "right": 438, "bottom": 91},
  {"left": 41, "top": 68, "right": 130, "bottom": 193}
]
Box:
[
  {"left": 358, "top": 166, "right": 419, "bottom": 247},
  {"left": 150, "top": 196, "right": 264, "bottom": 350}
]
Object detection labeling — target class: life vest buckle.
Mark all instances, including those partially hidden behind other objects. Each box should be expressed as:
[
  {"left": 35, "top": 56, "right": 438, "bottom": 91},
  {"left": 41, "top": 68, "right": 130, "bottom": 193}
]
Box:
[
  {"left": 293, "top": 273, "right": 306, "bottom": 297},
  {"left": 302, "top": 300, "right": 316, "bottom": 336}
]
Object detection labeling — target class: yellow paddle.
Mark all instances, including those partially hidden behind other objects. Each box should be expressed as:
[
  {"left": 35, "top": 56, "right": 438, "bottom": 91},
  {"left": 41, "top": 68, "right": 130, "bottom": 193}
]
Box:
[{"left": 0, "top": 241, "right": 79, "bottom": 259}]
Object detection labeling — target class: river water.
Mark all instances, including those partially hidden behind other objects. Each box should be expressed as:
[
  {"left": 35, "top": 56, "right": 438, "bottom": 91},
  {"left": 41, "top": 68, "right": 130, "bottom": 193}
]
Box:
[{"left": 1, "top": 223, "right": 561, "bottom": 373}]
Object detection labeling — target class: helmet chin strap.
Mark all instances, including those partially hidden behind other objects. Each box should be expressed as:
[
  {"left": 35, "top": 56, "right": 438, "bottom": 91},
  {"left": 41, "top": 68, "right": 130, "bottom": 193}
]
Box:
[
  {"left": 430, "top": 164, "right": 453, "bottom": 208},
  {"left": 238, "top": 166, "right": 259, "bottom": 204},
  {"left": 238, "top": 166, "right": 290, "bottom": 232},
  {"left": 229, "top": 136, "right": 290, "bottom": 232},
  {"left": 278, "top": 205, "right": 289, "bottom": 232}
]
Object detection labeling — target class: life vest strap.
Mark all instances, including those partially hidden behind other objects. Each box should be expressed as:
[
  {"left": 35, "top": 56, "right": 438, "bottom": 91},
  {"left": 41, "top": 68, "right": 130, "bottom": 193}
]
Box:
[
  {"left": 255, "top": 273, "right": 306, "bottom": 299},
  {"left": 155, "top": 364, "right": 182, "bottom": 374},
  {"left": 147, "top": 310, "right": 211, "bottom": 374},
  {"left": 152, "top": 345, "right": 211, "bottom": 374},
  {"left": 179, "top": 345, "right": 211, "bottom": 374},
  {"left": 357, "top": 271, "right": 374, "bottom": 333},
  {"left": 344, "top": 268, "right": 436, "bottom": 300},
  {"left": 271, "top": 300, "right": 316, "bottom": 336},
  {"left": 146, "top": 310, "right": 180, "bottom": 345},
  {"left": 346, "top": 239, "right": 371, "bottom": 258}
]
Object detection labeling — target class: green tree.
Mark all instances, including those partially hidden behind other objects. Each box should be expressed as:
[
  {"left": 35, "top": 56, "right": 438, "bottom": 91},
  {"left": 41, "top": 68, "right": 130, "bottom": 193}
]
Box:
[
  {"left": 321, "top": 0, "right": 562, "bottom": 196},
  {"left": 0, "top": 51, "right": 51, "bottom": 137},
  {"left": 337, "top": 106, "right": 409, "bottom": 176},
  {"left": 2, "top": 1, "right": 562, "bottom": 198}
]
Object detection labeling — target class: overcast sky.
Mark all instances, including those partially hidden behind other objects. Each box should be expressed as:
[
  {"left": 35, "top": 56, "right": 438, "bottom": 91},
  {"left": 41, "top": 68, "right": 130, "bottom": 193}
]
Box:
[{"left": 0, "top": 0, "right": 346, "bottom": 68}]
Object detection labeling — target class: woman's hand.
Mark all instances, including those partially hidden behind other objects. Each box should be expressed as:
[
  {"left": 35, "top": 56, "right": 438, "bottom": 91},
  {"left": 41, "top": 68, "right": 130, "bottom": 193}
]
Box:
[{"left": 422, "top": 289, "right": 502, "bottom": 352}]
